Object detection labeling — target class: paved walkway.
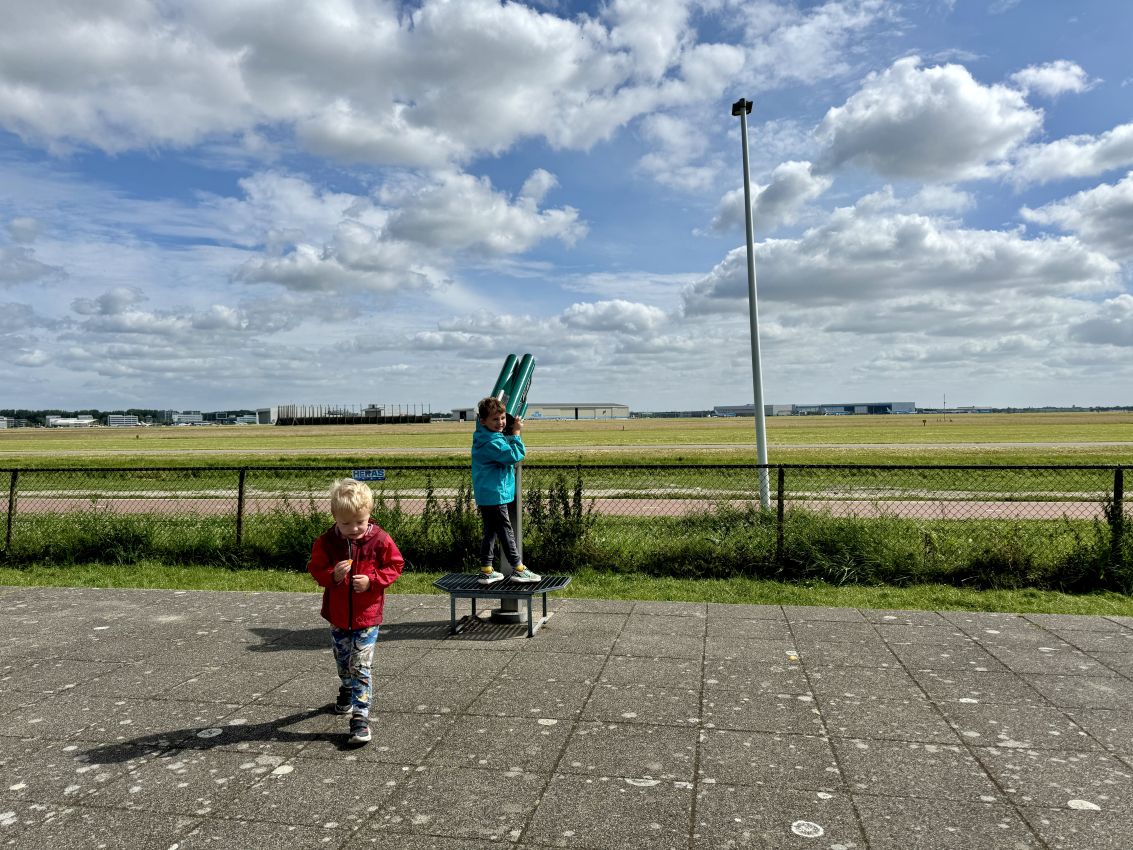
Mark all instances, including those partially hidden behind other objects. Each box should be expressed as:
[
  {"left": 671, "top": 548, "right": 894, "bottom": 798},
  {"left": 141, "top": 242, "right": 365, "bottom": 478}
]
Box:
[{"left": 2, "top": 586, "right": 1132, "bottom": 849}]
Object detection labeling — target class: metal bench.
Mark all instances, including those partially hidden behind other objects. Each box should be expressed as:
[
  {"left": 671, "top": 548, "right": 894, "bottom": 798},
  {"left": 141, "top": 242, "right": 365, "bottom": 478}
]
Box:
[{"left": 433, "top": 573, "right": 572, "bottom": 637}]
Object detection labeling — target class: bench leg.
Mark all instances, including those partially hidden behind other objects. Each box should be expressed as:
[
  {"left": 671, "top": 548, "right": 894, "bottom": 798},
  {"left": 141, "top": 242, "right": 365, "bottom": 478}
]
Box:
[
  {"left": 527, "top": 597, "right": 533, "bottom": 638},
  {"left": 543, "top": 592, "right": 547, "bottom": 619},
  {"left": 472, "top": 597, "right": 477, "bottom": 617},
  {"left": 450, "top": 595, "right": 457, "bottom": 634}
]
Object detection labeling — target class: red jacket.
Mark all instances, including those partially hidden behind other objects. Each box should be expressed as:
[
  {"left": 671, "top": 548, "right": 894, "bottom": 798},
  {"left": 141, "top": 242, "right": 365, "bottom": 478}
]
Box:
[{"left": 308, "top": 521, "right": 404, "bottom": 630}]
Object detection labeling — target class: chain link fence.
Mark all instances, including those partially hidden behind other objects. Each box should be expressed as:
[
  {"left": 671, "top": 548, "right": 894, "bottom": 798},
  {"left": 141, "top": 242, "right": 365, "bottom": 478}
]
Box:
[{"left": 3, "top": 464, "right": 1129, "bottom": 592}]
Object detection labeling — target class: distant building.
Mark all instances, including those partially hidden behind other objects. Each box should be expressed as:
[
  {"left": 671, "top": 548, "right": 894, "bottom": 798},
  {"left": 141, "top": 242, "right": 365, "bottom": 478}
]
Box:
[
  {"left": 234, "top": 415, "right": 258, "bottom": 425},
  {"left": 107, "top": 415, "right": 140, "bottom": 427},
  {"left": 0, "top": 418, "right": 28, "bottom": 428},
  {"left": 46, "top": 415, "right": 96, "bottom": 427},
  {"left": 526, "top": 403, "right": 629, "bottom": 420},
  {"left": 171, "top": 413, "right": 203, "bottom": 425},
  {"left": 256, "top": 408, "right": 277, "bottom": 425},
  {"left": 716, "top": 402, "right": 916, "bottom": 416}
]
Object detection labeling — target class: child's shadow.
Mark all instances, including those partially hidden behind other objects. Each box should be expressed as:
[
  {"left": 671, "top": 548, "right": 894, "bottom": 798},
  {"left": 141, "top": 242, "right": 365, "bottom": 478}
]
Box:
[{"left": 76, "top": 704, "right": 359, "bottom": 764}]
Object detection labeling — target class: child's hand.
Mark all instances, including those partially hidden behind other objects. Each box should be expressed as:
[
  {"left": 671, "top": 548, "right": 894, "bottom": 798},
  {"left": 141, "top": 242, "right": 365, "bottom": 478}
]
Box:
[
  {"left": 512, "top": 416, "right": 523, "bottom": 434},
  {"left": 332, "top": 559, "right": 353, "bottom": 583},
  {"left": 352, "top": 574, "right": 371, "bottom": 593}
]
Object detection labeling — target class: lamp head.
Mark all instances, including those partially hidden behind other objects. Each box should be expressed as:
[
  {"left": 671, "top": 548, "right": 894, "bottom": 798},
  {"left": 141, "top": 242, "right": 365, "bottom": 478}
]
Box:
[{"left": 731, "top": 98, "right": 752, "bottom": 116}]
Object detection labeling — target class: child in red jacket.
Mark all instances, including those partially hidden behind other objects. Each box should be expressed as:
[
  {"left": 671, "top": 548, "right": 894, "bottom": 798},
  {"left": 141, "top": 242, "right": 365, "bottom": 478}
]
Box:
[{"left": 308, "top": 478, "right": 404, "bottom": 744}]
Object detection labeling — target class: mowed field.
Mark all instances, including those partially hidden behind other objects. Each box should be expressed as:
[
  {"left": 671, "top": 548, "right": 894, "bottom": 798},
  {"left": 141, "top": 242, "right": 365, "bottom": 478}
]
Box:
[{"left": 1, "top": 411, "right": 1132, "bottom": 466}]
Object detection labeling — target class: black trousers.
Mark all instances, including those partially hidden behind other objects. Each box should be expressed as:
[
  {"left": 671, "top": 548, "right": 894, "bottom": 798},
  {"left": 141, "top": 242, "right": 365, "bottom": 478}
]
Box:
[{"left": 479, "top": 504, "right": 520, "bottom": 568}]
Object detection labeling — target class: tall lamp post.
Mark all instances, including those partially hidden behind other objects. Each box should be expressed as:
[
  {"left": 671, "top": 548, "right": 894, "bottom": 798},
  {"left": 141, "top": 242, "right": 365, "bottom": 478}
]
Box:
[{"left": 732, "top": 97, "right": 771, "bottom": 509}]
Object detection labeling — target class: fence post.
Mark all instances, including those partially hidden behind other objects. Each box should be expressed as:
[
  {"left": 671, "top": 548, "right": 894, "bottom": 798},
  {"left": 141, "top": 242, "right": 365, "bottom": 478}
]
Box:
[
  {"left": 236, "top": 468, "right": 247, "bottom": 546},
  {"left": 1113, "top": 467, "right": 1125, "bottom": 568},
  {"left": 5, "top": 470, "right": 16, "bottom": 553},
  {"left": 776, "top": 466, "right": 785, "bottom": 565}
]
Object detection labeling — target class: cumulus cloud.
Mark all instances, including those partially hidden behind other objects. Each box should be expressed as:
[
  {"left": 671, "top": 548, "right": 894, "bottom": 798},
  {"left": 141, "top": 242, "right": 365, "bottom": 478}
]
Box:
[
  {"left": 71, "top": 287, "right": 147, "bottom": 316},
  {"left": 708, "top": 161, "right": 833, "bottom": 233},
  {"left": 637, "top": 114, "right": 719, "bottom": 192},
  {"left": 561, "top": 300, "right": 668, "bottom": 333},
  {"left": 1021, "top": 172, "right": 1133, "bottom": 260},
  {"left": 1011, "top": 122, "right": 1133, "bottom": 185},
  {"left": 683, "top": 194, "right": 1119, "bottom": 314},
  {"left": 8, "top": 217, "right": 43, "bottom": 243},
  {"left": 0, "top": 0, "right": 748, "bottom": 165},
  {"left": 234, "top": 169, "right": 584, "bottom": 294},
  {"left": 0, "top": 245, "right": 65, "bottom": 286},
  {"left": 1069, "top": 295, "right": 1133, "bottom": 347},
  {"left": 1010, "top": 60, "right": 1094, "bottom": 98},
  {"left": 815, "top": 57, "right": 1041, "bottom": 180}
]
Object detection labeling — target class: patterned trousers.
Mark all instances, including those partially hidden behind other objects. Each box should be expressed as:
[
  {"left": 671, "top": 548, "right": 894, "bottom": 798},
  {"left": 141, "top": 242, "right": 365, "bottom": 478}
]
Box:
[{"left": 330, "top": 625, "right": 379, "bottom": 717}]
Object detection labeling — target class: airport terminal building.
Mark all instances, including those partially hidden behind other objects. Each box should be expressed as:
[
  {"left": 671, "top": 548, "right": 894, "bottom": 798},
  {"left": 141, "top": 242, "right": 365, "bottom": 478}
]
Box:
[{"left": 717, "top": 401, "right": 916, "bottom": 416}]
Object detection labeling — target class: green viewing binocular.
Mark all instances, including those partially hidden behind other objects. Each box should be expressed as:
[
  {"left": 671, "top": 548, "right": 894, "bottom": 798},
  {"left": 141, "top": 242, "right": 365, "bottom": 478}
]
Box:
[{"left": 490, "top": 353, "right": 535, "bottom": 435}]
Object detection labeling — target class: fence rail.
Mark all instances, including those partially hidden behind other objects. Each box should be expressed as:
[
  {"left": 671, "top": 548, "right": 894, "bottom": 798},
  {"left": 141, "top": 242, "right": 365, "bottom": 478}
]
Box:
[{"left": 3, "top": 464, "right": 1129, "bottom": 592}]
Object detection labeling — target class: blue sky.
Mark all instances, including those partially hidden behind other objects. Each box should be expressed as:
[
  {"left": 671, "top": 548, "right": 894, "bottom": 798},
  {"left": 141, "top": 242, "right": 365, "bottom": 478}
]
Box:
[{"left": 2, "top": 0, "right": 1132, "bottom": 412}]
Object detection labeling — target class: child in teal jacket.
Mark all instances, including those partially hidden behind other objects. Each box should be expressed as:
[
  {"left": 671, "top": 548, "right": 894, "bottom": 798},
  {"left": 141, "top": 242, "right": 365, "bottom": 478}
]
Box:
[{"left": 471, "top": 396, "right": 540, "bottom": 585}]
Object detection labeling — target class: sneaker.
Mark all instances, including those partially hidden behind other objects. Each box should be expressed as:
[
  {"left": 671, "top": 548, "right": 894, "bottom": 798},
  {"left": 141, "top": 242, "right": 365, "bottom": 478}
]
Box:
[
  {"left": 334, "top": 686, "right": 351, "bottom": 715},
  {"left": 477, "top": 568, "right": 504, "bottom": 585},
  {"left": 349, "top": 715, "right": 371, "bottom": 744},
  {"left": 511, "top": 565, "right": 541, "bottom": 583}
]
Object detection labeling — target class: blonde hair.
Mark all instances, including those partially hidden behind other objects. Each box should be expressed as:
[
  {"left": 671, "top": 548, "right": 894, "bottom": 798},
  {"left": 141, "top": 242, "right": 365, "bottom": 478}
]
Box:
[{"left": 329, "top": 478, "right": 374, "bottom": 518}]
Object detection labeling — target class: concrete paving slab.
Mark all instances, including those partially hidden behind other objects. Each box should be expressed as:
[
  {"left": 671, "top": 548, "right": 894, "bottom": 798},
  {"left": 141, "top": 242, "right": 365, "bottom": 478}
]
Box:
[
  {"left": 559, "top": 720, "right": 696, "bottom": 782},
  {"left": 705, "top": 602, "right": 786, "bottom": 621},
  {"left": 1024, "top": 613, "right": 1132, "bottom": 632},
  {"left": 424, "top": 714, "right": 572, "bottom": 772},
  {"left": 853, "top": 796, "right": 1042, "bottom": 849},
  {"left": 368, "top": 765, "right": 543, "bottom": 842},
  {"left": 530, "top": 773, "right": 695, "bottom": 849},
  {"left": 702, "top": 689, "right": 824, "bottom": 735},
  {"left": 703, "top": 657, "right": 807, "bottom": 694},
  {"left": 216, "top": 757, "right": 404, "bottom": 828},
  {"left": 1063, "top": 708, "right": 1133, "bottom": 752},
  {"left": 859, "top": 608, "right": 953, "bottom": 626},
  {"left": 808, "top": 667, "right": 926, "bottom": 701},
  {"left": 1021, "top": 806, "right": 1133, "bottom": 850},
  {"left": 940, "top": 703, "right": 1100, "bottom": 751},
  {"left": 6, "top": 585, "right": 1133, "bottom": 849},
  {"left": 888, "top": 642, "right": 1009, "bottom": 673},
  {"left": 705, "top": 618, "right": 794, "bottom": 641},
  {"left": 820, "top": 698, "right": 961, "bottom": 744},
  {"left": 176, "top": 818, "right": 350, "bottom": 849},
  {"left": 692, "top": 785, "right": 862, "bottom": 849},
  {"left": 977, "top": 747, "right": 1133, "bottom": 809},
  {"left": 832, "top": 738, "right": 1003, "bottom": 802},
  {"left": 698, "top": 730, "right": 842, "bottom": 792},
  {"left": 581, "top": 683, "right": 701, "bottom": 727},
  {"left": 7, "top": 805, "right": 201, "bottom": 850},
  {"left": 911, "top": 669, "right": 1046, "bottom": 706},
  {"left": 1021, "top": 674, "right": 1133, "bottom": 710}
]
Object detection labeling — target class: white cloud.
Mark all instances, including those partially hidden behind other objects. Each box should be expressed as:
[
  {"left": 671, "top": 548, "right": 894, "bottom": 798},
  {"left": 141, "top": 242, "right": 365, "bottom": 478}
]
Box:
[
  {"left": 738, "top": 0, "right": 897, "bottom": 89},
  {"left": 561, "top": 299, "right": 668, "bottom": 333},
  {"left": 1011, "top": 122, "right": 1133, "bottom": 185},
  {"left": 0, "top": 245, "right": 65, "bottom": 286},
  {"left": 637, "top": 114, "right": 720, "bottom": 192},
  {"left": 0, "top": 0, "right": 748, "bottom": 166},
  {"left": 683, "top": 195, "right": 1119, "bottom": 314},
  {"left": 71, "top": 287, "right": 147, "bottom": 316},
  {"left": 815, "top": 57, "right": 1041, "bottom": 180},
  {"left": 708, "top": 161, "right": 833, "bottom": 234},
  {"left": 1069, "top": 295, "right": 1133, "bottom": 347},
  {"left": 233, "top": 168, "right": 584, "bottom": 294},
  {"left": 907, "top": 185, "right": 975, "bottom": 213},
  {"left": 1021, "top": 172, "right": 1133, "bottom": 260},
  {"left": 8, "top": 217, "right": 43, "bottom": 244},
  {"left": 1010, "top": 60, "right": 1093, "bottom": 98}
]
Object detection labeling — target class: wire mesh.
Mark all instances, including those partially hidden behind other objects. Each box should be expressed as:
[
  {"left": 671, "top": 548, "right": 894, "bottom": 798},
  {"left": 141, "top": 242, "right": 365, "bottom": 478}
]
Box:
[{"left": 2, "top": 464, "right": 1128, "bottom": 590}]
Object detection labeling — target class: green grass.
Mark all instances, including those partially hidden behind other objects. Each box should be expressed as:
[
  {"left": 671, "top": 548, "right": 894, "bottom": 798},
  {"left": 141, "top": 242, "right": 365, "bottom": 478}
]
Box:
[
  {"left": 3, "top": 562, "right": 1132, "bottom": 616},
  {"left": 2, "top": 411, "right": 1131, "bottom": 458}
]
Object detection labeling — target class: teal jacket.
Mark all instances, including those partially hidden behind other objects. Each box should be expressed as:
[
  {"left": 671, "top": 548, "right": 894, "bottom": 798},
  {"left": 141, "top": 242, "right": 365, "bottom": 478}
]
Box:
[{"left": 471, "top": 420, "right": 526, "bottom": 506}]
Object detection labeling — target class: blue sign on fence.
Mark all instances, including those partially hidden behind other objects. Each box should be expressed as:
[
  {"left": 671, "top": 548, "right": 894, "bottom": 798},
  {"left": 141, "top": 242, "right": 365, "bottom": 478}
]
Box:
[{"left": 352, "top": 469, "right": 386, "bottom": 482}]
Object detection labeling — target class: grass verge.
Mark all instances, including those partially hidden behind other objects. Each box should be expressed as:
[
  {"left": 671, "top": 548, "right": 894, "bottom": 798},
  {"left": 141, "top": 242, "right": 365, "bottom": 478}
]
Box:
[{"left": 2, "top": 562, "right": 1132, "bottom": 616}]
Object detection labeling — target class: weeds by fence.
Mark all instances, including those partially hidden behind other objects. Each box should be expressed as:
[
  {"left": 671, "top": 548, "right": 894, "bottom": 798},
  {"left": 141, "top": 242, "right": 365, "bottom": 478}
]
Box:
[{"left": 3, "top": 464, "right": 1129, "bottom": 593}]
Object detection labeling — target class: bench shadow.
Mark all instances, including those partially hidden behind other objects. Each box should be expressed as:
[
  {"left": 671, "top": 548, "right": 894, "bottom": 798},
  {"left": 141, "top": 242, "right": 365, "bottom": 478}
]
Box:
[{"left": 74, "top": 704, "right": 364, "bottom": 763}]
